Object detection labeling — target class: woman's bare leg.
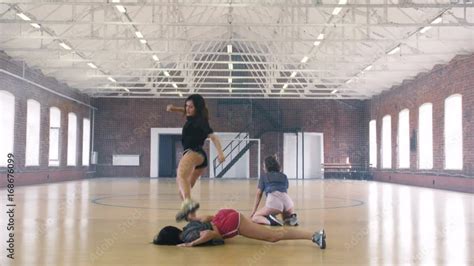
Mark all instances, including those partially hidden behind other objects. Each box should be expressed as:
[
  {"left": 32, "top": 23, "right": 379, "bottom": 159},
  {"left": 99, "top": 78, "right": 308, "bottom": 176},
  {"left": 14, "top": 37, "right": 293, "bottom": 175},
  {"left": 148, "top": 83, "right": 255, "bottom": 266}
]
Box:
[
  {"left": 189, "top": 167, "right": 206, "bottom": 188},
  {"left": 176, "top": 152, "right": 204, "bottom": 200},
  {"left": 239, "top": 214, "right": 312, "bottom": 242},
  {"left": 252, "top": 207, "right": 281, "bottom": 225}
]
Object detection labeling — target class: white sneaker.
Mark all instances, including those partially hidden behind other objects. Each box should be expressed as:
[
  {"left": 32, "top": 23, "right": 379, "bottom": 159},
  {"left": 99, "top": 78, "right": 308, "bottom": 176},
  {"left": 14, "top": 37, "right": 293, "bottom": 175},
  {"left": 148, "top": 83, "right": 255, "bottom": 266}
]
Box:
[
  {"left": 175, "top": 199, "right": 200, "bottom": 222},
  {"left": 312, "top": 229, "right": 326, "bottom": 249},
  {"left": 284, "top": 213, "right": 299, "bottom": 226}
]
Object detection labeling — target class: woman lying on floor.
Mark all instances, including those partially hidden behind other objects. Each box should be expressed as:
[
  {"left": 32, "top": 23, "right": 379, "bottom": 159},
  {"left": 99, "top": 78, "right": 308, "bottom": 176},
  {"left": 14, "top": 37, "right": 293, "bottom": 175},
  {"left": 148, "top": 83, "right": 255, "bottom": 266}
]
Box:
[{"left": 152, "top": 208, "right": 326, "bottom": 249}]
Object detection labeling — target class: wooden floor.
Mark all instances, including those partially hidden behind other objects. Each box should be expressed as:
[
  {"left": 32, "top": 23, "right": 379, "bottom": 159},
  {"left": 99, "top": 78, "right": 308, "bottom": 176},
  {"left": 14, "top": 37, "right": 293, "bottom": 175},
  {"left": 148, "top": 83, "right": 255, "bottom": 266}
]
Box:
[{"left": 1, "top": 178, "right": 473, "bottom": 266}]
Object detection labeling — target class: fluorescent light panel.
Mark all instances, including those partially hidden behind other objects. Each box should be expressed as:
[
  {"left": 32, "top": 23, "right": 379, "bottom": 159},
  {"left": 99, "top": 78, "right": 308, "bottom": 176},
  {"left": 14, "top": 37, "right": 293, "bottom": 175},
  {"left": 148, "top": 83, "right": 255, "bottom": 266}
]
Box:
[
  {"left": 301, "top": 56, "right": 309, "bottom": 63},
  {"left": 17, "top": 13, "right": 31, "bottom": 21},
  {"left": 431, "top": 17, "right": 443, "bottom": 24},
  {"left": 419, "top": 16, "right": 441, "bottom": 34},
  {"left": 135, "top": 31, "right": 143, "bottom": 38},
  {"left": 115, "top": 5, "right": 126, "bottom": 13},
  {"left": 332, "top": 7, "right": 342, "bottom": 15},
  {"left": 108, "top": 77, "right": 116, "bottom": 82},
  {"left": 227, "top": 44, "right": 232, "bottom": 53},
  {"left": 87, "top": 63, "right": 97, "bottom": 69},
  {"left": 30, "top": 23, "right": 41, "bottom": 29},
  {"left": 420, "top": 26, "right": 432, "bottom": 34},
  {"left": 140, "top": 39, "right": 147, "bottom": 44},
  {"left": 290, "top": 71, "right": 297, "bottom": 78},
  {"left": 332, "top": 0, "right": 348, "bottom": 15},
  {"left": 59, "top": 42, "right": 71, "bottom": 50},
  {"left": 152, "top": 55, "right": 159, "bottom": 61},
  {"left": 387, "top": 46, "right": 400, "bottom": 55}
]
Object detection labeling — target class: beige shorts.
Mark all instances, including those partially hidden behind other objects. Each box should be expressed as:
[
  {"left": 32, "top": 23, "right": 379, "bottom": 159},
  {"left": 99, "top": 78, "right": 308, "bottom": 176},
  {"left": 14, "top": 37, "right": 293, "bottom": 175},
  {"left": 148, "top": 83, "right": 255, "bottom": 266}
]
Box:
[{"left": 265, "top": 191, "right": 294, "bottom": 212}]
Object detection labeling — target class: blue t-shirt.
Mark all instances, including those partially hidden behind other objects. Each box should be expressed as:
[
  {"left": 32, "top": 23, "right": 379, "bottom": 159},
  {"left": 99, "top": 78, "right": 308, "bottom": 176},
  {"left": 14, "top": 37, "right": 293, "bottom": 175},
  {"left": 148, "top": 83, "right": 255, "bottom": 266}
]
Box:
[{"left": 258, "top": 172, "right": 289, "bottom": 195}]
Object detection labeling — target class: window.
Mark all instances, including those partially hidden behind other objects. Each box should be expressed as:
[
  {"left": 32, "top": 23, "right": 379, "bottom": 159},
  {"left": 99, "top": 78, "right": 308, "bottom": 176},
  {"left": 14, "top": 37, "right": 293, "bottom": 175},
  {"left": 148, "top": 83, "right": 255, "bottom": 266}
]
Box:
[
  {"left": 418, "top": 103, "right": 433, "bottom": 169},
  {"left": 25, "top": 100, "right": 41, "bottom": 166},
  {"left": 67, "top": 113, "right": 77, "bottom": 166},
  {"left": 49, "top": 107, "right": 61, "bottom": 166},
  {"left": 444, "top": 94, "right": 463, "bottom": 170},
  {"left": 398, "top": 109, "right": 410, "bottom": 168},
  {"left": 382, "top": 115, "right": 392, "bottom": 169},
  {"left": 0, "top": 91, "right": 15, "bottom": 167},
  {"left": 82, "top": 118, "right": 91, "bottom": 166},
  {"left": 369, "top": 120, "right": 377, "bottom": 168}
]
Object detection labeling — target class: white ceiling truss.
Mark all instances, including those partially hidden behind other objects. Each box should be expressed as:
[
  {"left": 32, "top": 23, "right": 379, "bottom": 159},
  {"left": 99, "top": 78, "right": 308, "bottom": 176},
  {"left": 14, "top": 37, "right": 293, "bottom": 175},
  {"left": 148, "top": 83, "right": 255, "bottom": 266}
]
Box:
[{"left": 0, "top": 0, "right": 473, "bottom": 99}]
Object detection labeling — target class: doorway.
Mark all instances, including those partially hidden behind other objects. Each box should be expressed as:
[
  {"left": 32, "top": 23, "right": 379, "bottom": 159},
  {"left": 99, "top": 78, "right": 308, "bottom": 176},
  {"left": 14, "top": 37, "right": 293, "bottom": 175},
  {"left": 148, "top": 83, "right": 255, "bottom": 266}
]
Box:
[
  {"left": 283, "top": 132, "right": 324, "bottom": 179},
  {"left": 158, "top": 134, "right": 182, "bottom": 178}
]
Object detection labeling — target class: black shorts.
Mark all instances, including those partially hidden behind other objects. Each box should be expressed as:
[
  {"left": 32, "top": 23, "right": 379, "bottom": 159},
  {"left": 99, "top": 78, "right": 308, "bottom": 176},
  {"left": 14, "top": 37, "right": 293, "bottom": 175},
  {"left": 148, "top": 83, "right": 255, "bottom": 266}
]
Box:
[{"left": 183, "top": 147, "right": 208, "bottom": 169}]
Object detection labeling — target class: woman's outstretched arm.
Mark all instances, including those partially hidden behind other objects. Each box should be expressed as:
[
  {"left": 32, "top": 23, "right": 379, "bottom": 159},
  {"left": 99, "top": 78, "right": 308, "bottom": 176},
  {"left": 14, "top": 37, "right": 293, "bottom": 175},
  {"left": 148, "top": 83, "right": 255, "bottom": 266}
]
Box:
[
  {"left": 209, "top": 134, "right": 225, "bottom": 163},
  {"left": 166, "top": 104, "right": 185, "bottom": 114},
  {"left": 250, "top": 188, "right": 263, "bottom": 217},
  {"left": 177, "top": 230, "right": 221, "bottom": 247}
]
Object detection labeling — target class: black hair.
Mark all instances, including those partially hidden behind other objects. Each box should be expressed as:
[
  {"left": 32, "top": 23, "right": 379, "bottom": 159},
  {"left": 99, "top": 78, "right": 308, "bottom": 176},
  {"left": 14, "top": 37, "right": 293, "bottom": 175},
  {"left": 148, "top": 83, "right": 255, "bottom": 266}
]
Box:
[
  {"left": 184, "top": 94, "right": 209, "bottom": 120},
  {"left": 264, "top": 155, "right": 281, "bottom": 172},
  {"left": 152, "top": 226, "right": 184, "bottom": 245}
]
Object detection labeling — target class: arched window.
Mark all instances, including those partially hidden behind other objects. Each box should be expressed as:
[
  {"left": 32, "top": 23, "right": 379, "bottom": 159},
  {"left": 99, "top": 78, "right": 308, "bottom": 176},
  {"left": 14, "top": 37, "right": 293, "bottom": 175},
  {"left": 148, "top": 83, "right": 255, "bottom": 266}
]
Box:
[
  {"left": 397, "top": 109, "right": 410, "bottom": 168},
  {"left": 82, "top": 118, "right": 91, "bottom": 166},
  {"left": 26, "top": 99, "right": 41, "bottom": 166},
  {"left": 418, "top": 103, "right": 433, "bottom": 169},
  {"left": 382, "top": 115, "right": 392, "bottom": 169},
  {"left": 49, "top": 107, "right": 61, "bottom": 166},
  {"left": 369, "top": 120, "right": 377, "bottom": 168},
  {"left": 444, "top": 94, "right": 463, "bottom": 170},
  {"left": 67, "top": 113, "right": 77, "bottom": 166},
  {"left": 0, "top": 91, "right": 15, "bottom": 167}
]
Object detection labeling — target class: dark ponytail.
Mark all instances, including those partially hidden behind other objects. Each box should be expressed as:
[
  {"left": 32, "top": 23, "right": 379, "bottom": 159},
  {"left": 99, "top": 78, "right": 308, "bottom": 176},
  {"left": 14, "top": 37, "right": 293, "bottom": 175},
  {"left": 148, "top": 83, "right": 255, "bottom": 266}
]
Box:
[{"left": 264, "top": 155, "right": 281, "bottom": 172}]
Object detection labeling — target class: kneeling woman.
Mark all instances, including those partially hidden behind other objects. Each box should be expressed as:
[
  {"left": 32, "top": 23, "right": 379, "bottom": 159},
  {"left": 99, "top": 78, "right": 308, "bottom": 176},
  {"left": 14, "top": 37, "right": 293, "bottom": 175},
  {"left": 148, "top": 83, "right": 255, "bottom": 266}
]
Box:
[
  {"left": 251, "top": 155, "right": 298, "bottom": 226},
  {"left": 153, "top": 209, "right": 326, "bottom": 249}
]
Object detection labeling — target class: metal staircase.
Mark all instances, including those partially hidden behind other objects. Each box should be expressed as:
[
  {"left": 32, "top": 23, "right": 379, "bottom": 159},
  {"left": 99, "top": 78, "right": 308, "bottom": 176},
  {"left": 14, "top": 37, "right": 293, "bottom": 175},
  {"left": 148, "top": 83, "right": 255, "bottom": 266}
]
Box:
[{"left": 213, "top": 100, "right": 295, "bottom": 178}]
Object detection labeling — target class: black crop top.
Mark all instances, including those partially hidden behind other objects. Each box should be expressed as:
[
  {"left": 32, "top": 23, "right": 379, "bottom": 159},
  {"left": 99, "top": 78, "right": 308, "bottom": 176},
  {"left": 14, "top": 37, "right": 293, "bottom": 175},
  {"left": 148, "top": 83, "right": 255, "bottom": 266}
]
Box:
[{"left": 181, "top": 116, "right": 214, "bottom": 150}]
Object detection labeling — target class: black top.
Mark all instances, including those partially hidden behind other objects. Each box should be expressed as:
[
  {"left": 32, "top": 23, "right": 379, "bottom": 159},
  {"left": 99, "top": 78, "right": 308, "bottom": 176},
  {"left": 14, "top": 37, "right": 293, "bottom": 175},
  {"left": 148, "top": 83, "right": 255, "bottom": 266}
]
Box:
[{"left": 181, "top": 116, "right": 214, "bottom": 150}]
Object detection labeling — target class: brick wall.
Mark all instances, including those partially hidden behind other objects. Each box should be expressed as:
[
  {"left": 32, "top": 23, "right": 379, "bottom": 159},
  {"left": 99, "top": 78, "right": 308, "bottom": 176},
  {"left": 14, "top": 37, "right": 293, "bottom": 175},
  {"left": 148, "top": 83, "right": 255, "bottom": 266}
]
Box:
[
  {"left": 93, "top": 97, "right": 367, "bottom": 178},
  {"left": 3, "top": 48, "right": 471, "bottom": 192},
  {"left": 0, "top": 51, "right": 94, "bottom": 187},
  {"left": 368, "top": 54, "right": 474, "bottom": 193}
]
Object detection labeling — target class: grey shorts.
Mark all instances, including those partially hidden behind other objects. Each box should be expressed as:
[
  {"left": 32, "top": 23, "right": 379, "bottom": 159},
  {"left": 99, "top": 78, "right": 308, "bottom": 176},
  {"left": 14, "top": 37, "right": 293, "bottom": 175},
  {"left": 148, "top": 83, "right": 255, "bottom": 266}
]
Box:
[{"left": 265, "top": 191, "right": 294, "bottom": 212}]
